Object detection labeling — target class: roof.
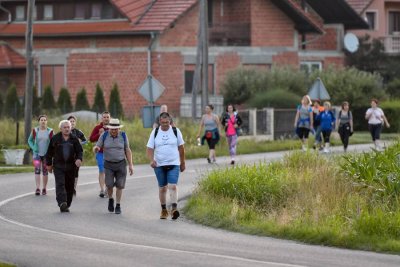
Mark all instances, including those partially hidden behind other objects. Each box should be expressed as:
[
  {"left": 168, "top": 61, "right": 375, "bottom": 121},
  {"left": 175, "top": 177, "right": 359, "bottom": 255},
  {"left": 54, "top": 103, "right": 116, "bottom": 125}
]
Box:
[
  {"left": 346, "top": 0, "right": 373, "bottom": 14},
  {"left": 271, "top": 0, "right": 324, "bottom": 33},
  {"left": 0, "top": 42, "right": 26, "bottom": 69},
  {"left": 306, "top": 0, "right": 369, "bottom": 29}
]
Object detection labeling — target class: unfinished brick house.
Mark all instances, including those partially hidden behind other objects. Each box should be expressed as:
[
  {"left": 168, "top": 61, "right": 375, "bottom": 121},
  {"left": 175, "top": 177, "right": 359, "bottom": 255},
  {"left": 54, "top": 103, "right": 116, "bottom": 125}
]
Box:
[{"left": 0, "top": 0, "right": 368, "bottom": 118}]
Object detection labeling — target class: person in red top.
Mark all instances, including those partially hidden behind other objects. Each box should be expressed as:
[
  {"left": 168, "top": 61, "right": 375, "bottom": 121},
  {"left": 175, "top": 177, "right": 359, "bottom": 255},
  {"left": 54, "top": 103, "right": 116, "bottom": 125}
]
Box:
[{"left": 89, "top": 111, "right": 111, "bottom": 198}]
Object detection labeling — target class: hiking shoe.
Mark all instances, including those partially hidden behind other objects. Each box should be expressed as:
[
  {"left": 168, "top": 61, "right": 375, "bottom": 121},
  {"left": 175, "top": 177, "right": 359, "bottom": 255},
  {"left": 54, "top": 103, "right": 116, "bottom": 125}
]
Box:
[
  {"left": 108, "top": 198, "right": 114, "bottom": 212},
  {"left": 35, "top": 188, "right": 40, "bottom": 196},
  {"left": 160, "top": 209, "right": 169, "bottom": 219},
  {"left": 99, "top": 190, "right": 105, "bottom": 198},
  {"left": 60, "top": 202, "right": 69, "bottom": 212},
  {"left": 42, "top": 188, "right": 47, "bottom": 195},
  {"left": 230, "top": 160, "right": 235, "bottom": 165},
  {"left": 171, "top": 208, "right": 180, "bottom": 220},
  {"left": 115, "top": 204, "right": 121, "bottom": 214},
  {"left": 207, "top": 158, "right": 211, "bottom": 164}
]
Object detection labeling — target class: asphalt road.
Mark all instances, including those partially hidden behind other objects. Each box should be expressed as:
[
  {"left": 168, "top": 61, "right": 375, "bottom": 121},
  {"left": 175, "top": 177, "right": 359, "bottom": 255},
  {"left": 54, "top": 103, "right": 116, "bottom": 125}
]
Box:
[{"left": 0, "top": 144, "right": 399, "bottom": 267}]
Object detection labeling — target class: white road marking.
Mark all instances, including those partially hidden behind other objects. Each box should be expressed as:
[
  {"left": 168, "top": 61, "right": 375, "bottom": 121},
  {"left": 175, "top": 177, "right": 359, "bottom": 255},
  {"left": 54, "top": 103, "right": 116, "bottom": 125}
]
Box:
[{"left": 0, "top": 174, "right": 307, "bottom": 267}]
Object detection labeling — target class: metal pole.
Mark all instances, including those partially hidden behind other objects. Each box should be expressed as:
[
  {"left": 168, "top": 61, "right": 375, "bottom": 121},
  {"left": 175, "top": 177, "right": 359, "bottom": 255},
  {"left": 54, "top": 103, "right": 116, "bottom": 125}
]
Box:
[
  {"left": 148, "top": 33, "right": 155, "bottom": 123},
  {"left": 201, "top": 0, "right": 209, "bottom": 109}
]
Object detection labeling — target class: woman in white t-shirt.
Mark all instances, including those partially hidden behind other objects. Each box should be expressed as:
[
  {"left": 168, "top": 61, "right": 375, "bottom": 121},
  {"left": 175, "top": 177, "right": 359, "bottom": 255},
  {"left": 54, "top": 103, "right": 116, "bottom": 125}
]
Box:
[{"left": 365, "top": 98, "right": 390, "bottom": 150}]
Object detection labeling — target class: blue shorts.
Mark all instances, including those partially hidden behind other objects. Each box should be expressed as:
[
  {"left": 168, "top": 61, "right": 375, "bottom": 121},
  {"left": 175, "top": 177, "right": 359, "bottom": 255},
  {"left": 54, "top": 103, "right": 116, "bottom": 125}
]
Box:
[
  {"left": 96, "top": 152, "right": 104, "bottom": 173},
  {"left": 154, "top": 165, "right": 180, "bottom": 187}
]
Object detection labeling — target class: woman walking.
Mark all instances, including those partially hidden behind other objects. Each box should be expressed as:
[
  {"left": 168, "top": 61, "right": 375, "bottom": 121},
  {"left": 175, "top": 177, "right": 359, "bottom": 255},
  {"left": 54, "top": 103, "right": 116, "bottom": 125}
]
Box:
[
  {"left": 221, "top": 104, "right": 242, "bottom": 165},
  {"left": 317, "top": 101, "right": 335, "bottom": 153},
  {"left": 294, "top": 95, "right": 313, "bottom": 151},
  {"left": 196, "top": 104, "right": 221, "bottom": 163},
  {"left": 28, "top": 115, "right": 54, "bottom": 195},
  {"left": 336, "top": 101, "right": 353, "bottom": 152},
  {"left": 68, "top": 115, "right": 88, "bottom": 196},
  {"left": 365, "top": 99, "right": 390, "bottom": 150}
]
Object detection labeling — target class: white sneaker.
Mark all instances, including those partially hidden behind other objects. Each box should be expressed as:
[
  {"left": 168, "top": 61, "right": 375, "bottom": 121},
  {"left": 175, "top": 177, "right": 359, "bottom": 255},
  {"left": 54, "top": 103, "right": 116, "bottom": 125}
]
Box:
[
  {"left": 302, "top": 145, "right": 307, "bottom": 151},
  {"left": 323, "top": 147, "right": 330, "bottom": 153}
]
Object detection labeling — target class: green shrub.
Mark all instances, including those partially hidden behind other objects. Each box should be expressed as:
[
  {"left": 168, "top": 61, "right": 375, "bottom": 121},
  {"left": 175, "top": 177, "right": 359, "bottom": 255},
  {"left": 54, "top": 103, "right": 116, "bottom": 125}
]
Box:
[
  {"left": 75, "top": 87, "right": 90, "bottom": 111},
  {"left": 41, "top": 85, "right": 57, "bottom": 114},
  {"left": 247, "top": 89, "right": 300, "bottom": 108},
  {"left": 4, "top": 83, "right": 21, "bottom": 120},
  {"left": 108, "top": 83, "right": 124, "bottom": 118},
  {"left": 57, "top": 87, "right": 73, "bottom": 114},
  {"left": 386, "top": 78, "right": 400, "bottom": 98},
  {"left": 265, "top": 66, "right": 308, "bottom": 95},
  {"left": 92, "top": 83, "right": 106, "bottom": 113}
]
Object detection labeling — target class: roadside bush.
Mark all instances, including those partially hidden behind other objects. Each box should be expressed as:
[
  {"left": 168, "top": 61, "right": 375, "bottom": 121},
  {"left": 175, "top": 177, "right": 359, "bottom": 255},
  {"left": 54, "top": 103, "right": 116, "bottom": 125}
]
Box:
[
  {"left": 57, "top": 87, "right": 73, "bottom": 114},
  {"left": 92, "top": 83, "right": 106, "bottom": 114},
  {"left": 4, "top": 83, "right": 21, "bottom": 120},
  {"left": 0, "top": 90, "right": 3, "bottom": 118},
  {"left": 41, "top": 85, "right": 57, "bottom": 114},
  {"left": 75, "top": 87, "right": 90, "bottom": 111},
  {"left": 247, "top": 89, "right": 300, "bottom": 108},
  {"left": 108, "top": 83, "right": 124, "bottom": 118},
  {"left": 386, "top": 78, "right": 400, "bottom": 98},
  {"left": 264, "top": 66, "right": 308, "bottom": 95}
]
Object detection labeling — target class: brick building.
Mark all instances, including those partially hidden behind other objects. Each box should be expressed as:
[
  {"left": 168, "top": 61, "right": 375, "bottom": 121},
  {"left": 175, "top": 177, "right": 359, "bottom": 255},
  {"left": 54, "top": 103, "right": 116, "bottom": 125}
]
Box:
[{"left": 0, "top": 0, "right": 368, "bottom": 118}]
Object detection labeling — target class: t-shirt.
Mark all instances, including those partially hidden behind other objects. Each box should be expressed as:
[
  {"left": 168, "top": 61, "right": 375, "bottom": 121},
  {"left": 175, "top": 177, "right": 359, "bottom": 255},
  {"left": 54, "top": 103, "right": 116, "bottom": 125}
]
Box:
[
  {"left": 37, "top": 129, "right": 50, "bottom": 156},
  {"left": 226, "top": 114, "right": 237, "bottom": 136},
  {"left": 297, "top": 105, "right": 312, "bottom": 129},
  {"left": 366, "top": 107, "right": 384, "bottom": 125},
  {"left": 146, "top": 126, "right": 184, "bottom": 166},
  {"left": 96, "top": 132, "right": 129, "bottom": 162}
]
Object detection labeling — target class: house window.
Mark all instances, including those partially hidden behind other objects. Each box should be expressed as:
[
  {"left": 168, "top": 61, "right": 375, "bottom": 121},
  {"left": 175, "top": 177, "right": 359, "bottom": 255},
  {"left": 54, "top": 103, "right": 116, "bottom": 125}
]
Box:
[
  {"left": 102, "top": 3, "right": 115, "bottom": 19},
  {"left": 365, "top": 11, "right": 376, "bottom": 30},
  {"left": 389, "top": 11, "right": 400, "bottom": 34},
  {"left": 300, "top": 62, "right": 322, "bottom": 74},
  {"left": 91, "top": 3, "right": 102, "bottom": 19},
  {"left": 75, "top": 3, "right": 88, "bottom": 19},
  {"left": 184, "top": 65, "right": 215, "bottom": 95},
  {"left": 15, "top": 5, "right": 25, "bottom": 21},
  {"left": 40, "top": 65, "right": 65, "bottom": 96},
  {"left": 43, "top": 5, "right": 53, "bottom": 20},
  {"left": 208, "top": 0, "right": 213, "bottom": 26}
]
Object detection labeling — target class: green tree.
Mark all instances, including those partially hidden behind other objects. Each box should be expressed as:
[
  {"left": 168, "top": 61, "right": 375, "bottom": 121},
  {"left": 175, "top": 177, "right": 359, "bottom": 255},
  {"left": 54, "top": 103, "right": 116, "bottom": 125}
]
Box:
[
  {"left": 108, "top": 83, "right": 124, "bottom": 118},
  {"left": 41, "top": 85, "right": 57, "bottom": 113},
  {"left": 4, "top": 83, "right": 21, "bottom": 120},
  {"left": 75, "top": 87, "right": 90, "bottom": 111},
  {"left": 57, "top": 87, "right": 73, "bottom": 114},
  {"left": 247, "top": 89, "right": 300, "bottom": 108},
  {"left": 92, "top": 83, "right": 106, "bottom": 113}
]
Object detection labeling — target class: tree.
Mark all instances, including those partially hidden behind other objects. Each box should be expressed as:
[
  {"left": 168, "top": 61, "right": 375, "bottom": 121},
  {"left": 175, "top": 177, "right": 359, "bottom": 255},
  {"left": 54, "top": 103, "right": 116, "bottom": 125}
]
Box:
[
  {"left": 108, "top": 83, "right": 124, "bottom": 118},
  {"left": 41, "top": 85, "right": 57, "bottom": 113},
  {"left": 0, "top": 91, "right": 3, "bottom": 118},
  {"left": 75, "top": 87, "right": 90, "bottom": 111},
  {"left": 57, "top": 87, "right": 73, "bottom": 114},
  {"left": 92, "top": 83, "right": 106, "bottom": 113},
  {"left": 32, "top": 86, "right": 41, "bottom": 116},
  {"left": 4, "top": 83, "right": 21, "bottom": 120}
]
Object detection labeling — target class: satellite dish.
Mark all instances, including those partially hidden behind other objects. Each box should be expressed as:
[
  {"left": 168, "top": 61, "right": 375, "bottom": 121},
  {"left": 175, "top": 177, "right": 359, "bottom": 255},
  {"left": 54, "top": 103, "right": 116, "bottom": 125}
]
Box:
[{"left": 344, "top": 33, "right": 359, "bottom": 53}]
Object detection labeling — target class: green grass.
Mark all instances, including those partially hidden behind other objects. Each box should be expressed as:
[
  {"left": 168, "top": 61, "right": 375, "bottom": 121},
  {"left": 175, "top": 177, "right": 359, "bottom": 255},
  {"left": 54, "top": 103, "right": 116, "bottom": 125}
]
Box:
[
  {"left": 0, "top": 262, "right": 15, "bottom": 267},
  {"left": 184, "top": 147, "right": 400, "bottom": 253}
]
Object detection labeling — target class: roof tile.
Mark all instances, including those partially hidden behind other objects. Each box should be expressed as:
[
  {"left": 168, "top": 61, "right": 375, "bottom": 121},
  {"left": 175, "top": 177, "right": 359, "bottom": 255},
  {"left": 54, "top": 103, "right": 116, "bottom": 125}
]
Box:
[{"left": 0, "top": 42, "right": 26, "bottom": 69}]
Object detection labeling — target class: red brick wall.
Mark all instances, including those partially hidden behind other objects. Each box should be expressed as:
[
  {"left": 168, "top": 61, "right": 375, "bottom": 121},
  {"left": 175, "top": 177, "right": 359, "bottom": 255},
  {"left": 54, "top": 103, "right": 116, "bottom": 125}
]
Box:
[
  {"left": 212, "top": 0, "right": 251, "bottom": 25},
  {"left": 251, "top": 0, "right": 295, "bottom": 47},
  {"left": 323, "top": 57, "right": 345, "bottom": 68},
  {"left": 216, "top": 52, "right": 241, "bottom": 95},
  {"left": 304, "top": 28, "right": 339, "bottom": 50},
  {"left": 1, "top": 70, "right": 26, "bottom": 97},
  {"left": 272, "top": 52, "right": 299, "bottom": 67},
  {"left": 159, "top": 5, "right": 198, "bottom": 47}
]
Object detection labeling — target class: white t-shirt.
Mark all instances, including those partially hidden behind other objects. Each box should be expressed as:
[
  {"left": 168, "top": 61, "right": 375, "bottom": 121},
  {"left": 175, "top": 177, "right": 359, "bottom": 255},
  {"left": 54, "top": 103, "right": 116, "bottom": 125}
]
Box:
[
  {"left": 366, "top": 107, "right": 384, "bottom": 125},
  {"left": 146, "top": 126, "right": 185, "bottom": 166}
]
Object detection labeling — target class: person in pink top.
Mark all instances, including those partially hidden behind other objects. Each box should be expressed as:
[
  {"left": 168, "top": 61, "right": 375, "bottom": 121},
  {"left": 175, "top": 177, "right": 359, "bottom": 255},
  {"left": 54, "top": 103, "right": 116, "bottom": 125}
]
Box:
[{"left": 221, "top": 104, "right": 243, "bottom": 165}]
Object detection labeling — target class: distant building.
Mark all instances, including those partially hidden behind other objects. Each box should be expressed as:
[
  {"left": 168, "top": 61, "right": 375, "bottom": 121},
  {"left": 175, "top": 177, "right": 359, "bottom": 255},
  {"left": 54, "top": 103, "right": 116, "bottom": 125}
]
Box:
[{"left": 0, "top": 0, "right": 368, "bottom": 118}]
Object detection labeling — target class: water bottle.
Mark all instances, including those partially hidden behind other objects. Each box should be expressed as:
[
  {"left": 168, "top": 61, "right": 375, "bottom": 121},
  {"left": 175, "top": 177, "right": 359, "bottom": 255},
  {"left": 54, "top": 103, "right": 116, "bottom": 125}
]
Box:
[{"left": 197, "top": 137, "right": 201, "bottom": 146}]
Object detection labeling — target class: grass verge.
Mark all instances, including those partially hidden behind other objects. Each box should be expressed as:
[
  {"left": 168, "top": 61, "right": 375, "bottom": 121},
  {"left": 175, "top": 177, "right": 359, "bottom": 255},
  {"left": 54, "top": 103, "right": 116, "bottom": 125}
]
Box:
[{"left": 184, "top": 146, "right": 400, "bottom": 253}]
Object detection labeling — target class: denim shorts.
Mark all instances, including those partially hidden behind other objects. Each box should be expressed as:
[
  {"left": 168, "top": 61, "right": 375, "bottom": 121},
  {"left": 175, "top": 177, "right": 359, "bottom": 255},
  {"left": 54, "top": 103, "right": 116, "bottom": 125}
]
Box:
[
  {"left": 154, "top": 165, "right": 180, "bottom": 187},
  {"left": 96, "top": 152, "right": 104, "bottom": 173}
]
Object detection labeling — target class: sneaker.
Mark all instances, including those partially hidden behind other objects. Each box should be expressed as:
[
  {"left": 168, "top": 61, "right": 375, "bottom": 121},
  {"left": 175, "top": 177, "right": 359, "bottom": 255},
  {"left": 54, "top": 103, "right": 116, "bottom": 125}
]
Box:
[
  {"left": 207, "top": 158, "right": 211, "bottom": 164},
  {"left": 42, "top": 188, "right": 47, "bottom": 195},
  {"left": 115, "top": 204, "right": 121, "bottom": 214},
  {"left": 212, "top": 158, "right": 216, "bottom": 163},
  {"left": 160, "top": 209, "right": 169, "bottom": 219},
  {"left": 171, "top": 208, "right": 180, "bottom": 220},
  {"left": 60, "top": 202, "right": 69, "bottom": 212},
  {"left": 99, "top": 190, "right": 105, "bottom": 198},
  {"left": 323, "top": 148, "right": 330, "bottom": 153},
  {"left": 108, "top": 198, "right": 114, "bottom": 212},
  {"left": 35, "top": 188, "right": 40, "bottom": 196},
  {"left": 230, "top": 160, "right": 235, "bottom": 165}
]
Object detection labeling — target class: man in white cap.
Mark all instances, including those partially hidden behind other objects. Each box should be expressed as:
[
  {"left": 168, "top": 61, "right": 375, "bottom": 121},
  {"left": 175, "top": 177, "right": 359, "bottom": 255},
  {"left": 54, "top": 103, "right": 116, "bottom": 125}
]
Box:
[{"left": 93, "top": 118, "right": 133, "bottom": 214}]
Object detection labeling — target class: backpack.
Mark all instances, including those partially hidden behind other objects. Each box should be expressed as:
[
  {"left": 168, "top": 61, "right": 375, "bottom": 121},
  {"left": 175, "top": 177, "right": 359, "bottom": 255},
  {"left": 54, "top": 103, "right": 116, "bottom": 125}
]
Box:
[
  {"left": 32, "top": 127, "right": 53, "bottom": 140},
  {"left": 102, "top": 131, "right": 127, "bottom": 149},
  {"left": 154, "top": 126, "right": 177, "bottom": 138}
]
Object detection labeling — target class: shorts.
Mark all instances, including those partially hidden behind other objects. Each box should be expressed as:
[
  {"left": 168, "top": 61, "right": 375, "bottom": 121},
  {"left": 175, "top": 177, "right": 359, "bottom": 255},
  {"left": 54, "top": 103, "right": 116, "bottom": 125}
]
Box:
[
  {"left": 206, "top": 138, "right": 218, "bottom": 149},
  {"left": 104, "top": 160, "right": 127, "bottom": 189},
  {"left": 369, "top": 123, "right": 382, "bottom": 141},
  {"left": 154, "top": 165, "right": 180, "bottom": 187},
  {"left": 33, "top": 154, "right": 48, "bottom": 176},
  {"left": 296, "top": 127, "right": 310, "bottom": 139},
  {"left": 96, "top": 152, "right": 104, "bottom": 173}
]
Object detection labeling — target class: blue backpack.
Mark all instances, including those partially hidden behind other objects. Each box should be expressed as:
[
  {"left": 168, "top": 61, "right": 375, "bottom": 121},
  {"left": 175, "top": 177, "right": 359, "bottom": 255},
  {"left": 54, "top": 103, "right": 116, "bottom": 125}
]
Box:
[{"left": 102, "top": 131, "right": 127, "bottom": 149}]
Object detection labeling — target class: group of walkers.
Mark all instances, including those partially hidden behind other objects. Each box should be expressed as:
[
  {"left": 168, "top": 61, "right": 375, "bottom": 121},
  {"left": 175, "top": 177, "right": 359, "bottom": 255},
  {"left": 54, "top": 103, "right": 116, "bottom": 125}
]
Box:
[{"left": 294, "top": 96, "right": 390, "bottom": 152}]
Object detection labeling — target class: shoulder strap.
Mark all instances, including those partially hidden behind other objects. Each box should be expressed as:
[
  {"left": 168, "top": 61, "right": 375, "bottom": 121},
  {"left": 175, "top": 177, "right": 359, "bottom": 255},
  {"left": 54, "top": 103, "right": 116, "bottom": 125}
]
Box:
[
  {"left": 172, "top": 127, "right": 177, "bottom": 138},
  {"left": 121, "top": 132, "right": 127, "bottom": 149},
  {"left": 32, "top": 128, "right": 36, "bottom": 140},
  {"left": 102, "top": 131, "right": 109, "bottom": 143},
  {"left": 49, "top": 129, "right": 53, "bottom": 139},
  {"left": 154, "top": 127, "right": 159, "bottom": 138}
]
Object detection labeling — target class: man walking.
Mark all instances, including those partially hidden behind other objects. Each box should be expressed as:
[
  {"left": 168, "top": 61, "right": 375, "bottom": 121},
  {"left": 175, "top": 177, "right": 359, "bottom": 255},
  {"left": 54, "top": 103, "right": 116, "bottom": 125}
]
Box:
[
  {"left": 46, "top": 120, "right": 83, "bottom": 212},
  {"left": 90, "top": 111, "right": 111, "bottom": 198},
  {"left": 147, "top": 112, "right": 185, "bottom": 220},
  {"left": 93, "top": 118, "right": 133, "bottom": 214}
]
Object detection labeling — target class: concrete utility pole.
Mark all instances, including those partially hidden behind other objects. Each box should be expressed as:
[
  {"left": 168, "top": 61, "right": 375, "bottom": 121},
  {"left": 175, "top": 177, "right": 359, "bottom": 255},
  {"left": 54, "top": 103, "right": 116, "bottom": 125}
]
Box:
[
  {"left": 192, "top": 0, "right": 209, "bottom": 119},
  {"left": 24, "top": 0, "right": 35, "bottom": 162}
]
